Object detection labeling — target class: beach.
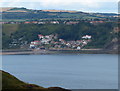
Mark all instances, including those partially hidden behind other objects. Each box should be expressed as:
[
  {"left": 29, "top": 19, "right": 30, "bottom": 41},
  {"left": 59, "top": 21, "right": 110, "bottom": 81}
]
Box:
[{"left": 1, "top": 49, "right": 118, "bottom": 55}]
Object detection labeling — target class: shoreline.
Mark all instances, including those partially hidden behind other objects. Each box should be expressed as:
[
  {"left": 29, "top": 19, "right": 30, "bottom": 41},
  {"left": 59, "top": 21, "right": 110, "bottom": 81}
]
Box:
[{"left": 0, "top": 49, "right": 119, "bottom": 55}]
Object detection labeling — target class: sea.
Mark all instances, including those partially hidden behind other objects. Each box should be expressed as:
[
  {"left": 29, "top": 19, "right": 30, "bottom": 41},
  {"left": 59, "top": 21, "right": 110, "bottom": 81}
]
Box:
[{"left": 2, "top": 54, "right": 118, "bottom": 89}]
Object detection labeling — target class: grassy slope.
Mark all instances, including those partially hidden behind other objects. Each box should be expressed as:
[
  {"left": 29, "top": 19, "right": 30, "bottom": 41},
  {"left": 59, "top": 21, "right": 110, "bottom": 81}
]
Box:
[
  {"left": 2, "top": 24, "right": 19, "bottom": 36},
  {"left": 2, "top": 70, "right": 45, "bottom": 90},
  {"left": 1, "top": 70, "right": 70, "bottom": 91}
]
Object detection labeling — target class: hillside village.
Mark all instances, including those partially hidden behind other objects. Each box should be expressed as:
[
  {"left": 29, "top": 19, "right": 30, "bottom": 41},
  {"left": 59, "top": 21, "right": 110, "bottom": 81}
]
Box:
[
  {"left": 29, "top": 34, "right": 92, "bottom": 50},
  {"left": 2, "top": 7, "right": 119, "bottom": 50}
]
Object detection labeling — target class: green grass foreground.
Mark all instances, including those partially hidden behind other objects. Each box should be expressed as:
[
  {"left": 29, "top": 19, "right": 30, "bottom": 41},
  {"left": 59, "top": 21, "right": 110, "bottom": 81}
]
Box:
[{"left": 1, "top": 70, "right": 71, "bottom": 91}]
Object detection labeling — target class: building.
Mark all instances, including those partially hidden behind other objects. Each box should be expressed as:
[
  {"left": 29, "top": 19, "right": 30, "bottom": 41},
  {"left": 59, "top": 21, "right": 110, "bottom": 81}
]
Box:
[
  {"left": 24, "top": 21, "right": 31, "bottom": 24},
  {"left": 82, "top": 35, "right": 91, "bottom": 39},
  {"left": 29, "top": 41, "right": 40, "bottom": 48},
  {"left": 77, "top": 46, "right": 81, "bottom": 50},
  {"left": 65, "top": 21, "right": 79, "bottom": 25},
  {"left": 90, "top": 21, "right": 104, "bottom": 24},
  {"left": 50, "top": 21, "right": 59, "bottom": 24},
  {"left": 38, "top": 34, "right": 44, "bottom": 39}
]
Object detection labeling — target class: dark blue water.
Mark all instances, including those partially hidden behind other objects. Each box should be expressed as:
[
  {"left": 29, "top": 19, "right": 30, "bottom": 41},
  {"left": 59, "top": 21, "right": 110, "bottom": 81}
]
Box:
[{"left": 2, "top": 54, "right": 118, "bottom": 89}]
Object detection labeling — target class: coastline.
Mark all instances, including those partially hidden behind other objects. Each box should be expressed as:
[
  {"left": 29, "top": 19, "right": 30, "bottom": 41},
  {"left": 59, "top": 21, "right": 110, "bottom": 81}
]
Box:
[
  {"left": 0, "top": 49, "right": 118, "bottom": 55},
  {"left": 2, "top": 70, "right": 71, "bottom": 91}
]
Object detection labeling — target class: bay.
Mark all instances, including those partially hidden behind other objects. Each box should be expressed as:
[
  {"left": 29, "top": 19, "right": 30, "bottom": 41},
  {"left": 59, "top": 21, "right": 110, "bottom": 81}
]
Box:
[{"left": 2, "top": 54, "right": 118, "bottom": 89}]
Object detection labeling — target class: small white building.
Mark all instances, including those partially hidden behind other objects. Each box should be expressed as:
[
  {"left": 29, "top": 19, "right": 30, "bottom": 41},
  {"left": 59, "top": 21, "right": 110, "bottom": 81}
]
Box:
[
  {"left": 50, "top": 21, "right": 59, "bottom": 24},
  {"left": 41, "top": 39, "right": 50, "bottom": 44},
  {"left": 82, "top": 35, "right": 91, "bottom": 39},
  {"left": 77, "top": 46, "right": 81, "bottom": 50},
  {"left": 30, "top": 41, "right": 40, "bottom": 48},
  {"left": 38, "top": 22, "right": 45, "bottom": 24},
  {"left": 45, "top": 35, "right": 50, "bottom": 39},
  {"left": 30, "top": 44, "right": 36, "bottom": 48}
]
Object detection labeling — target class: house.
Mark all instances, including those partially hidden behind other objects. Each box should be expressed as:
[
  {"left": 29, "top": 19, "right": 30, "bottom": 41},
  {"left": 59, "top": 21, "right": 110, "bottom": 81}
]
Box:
[
  {"left": 54, "top": 42, "right": 59, "bottom": 44},
  {"left": 24, "top": 21, "right": 31, "bottom": 24},
  {"left": 77, "top": 46, "right": 81, "bottom": 50},
  {"left": 32, "top": 21, "right": 38, "bottom": 24},
  {"left": 41, "top": 39, "right": 50, "bottom": 44},
  {"left": 50, "top": 21, "right": 59, "bottom": 24},
  {"left": 59, "top": 39, "right": 66, "bottom": 44},
  {"left": 38, "top": 34, "right": 44, "bottom": 39},
  {"left": 30, "top": 44, "right": 36, "bottom": 49},
  {"left": 66, "top": 43, "right": 71, "bottom": 47},
  {"left": 65, "top": 21, "right": 79, "bottom": 25},
  {"left": 45, "top": 35, "right": 50, "bottom": 39},
  {"left": 30, "top": 41, "right": 40, "bottom": 48},
  {"left": 90, "top": 21, "right": 104, "bottom": 24},
  {"left": 38, "top": 22, "right": 46, "bottom": 24},
  {"left": 32, "top": 41, "right": 40, "bottom": 45},
  {"left": 82, "top": 35, "right": 91, "bottom": 39}
]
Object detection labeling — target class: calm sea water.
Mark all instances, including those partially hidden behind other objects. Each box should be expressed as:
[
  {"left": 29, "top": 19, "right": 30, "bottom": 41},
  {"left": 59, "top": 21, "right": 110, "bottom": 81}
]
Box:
[{"left": 2, "top": 54, "right": 118, "bottom": 89}]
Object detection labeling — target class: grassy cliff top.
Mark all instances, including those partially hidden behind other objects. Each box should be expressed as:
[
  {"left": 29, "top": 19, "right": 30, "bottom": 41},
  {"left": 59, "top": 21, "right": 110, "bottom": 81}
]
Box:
[{"left": 1, "top": 70, "right": 70, "bottom": 91}]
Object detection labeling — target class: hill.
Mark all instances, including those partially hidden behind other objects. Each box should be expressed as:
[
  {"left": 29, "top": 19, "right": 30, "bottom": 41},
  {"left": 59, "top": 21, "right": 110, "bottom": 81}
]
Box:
[
  {"left": 1, "top": 70, "right": 70, "bottom": 91},
  {"left": 2, "top": 21, "right": 118, "bottom": 50},
  {"left": 1, "top": 7, "right": 118, "bottom": 20},
  {"left": 1, "top": 7, "right": 119, "bottom": 51}
]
